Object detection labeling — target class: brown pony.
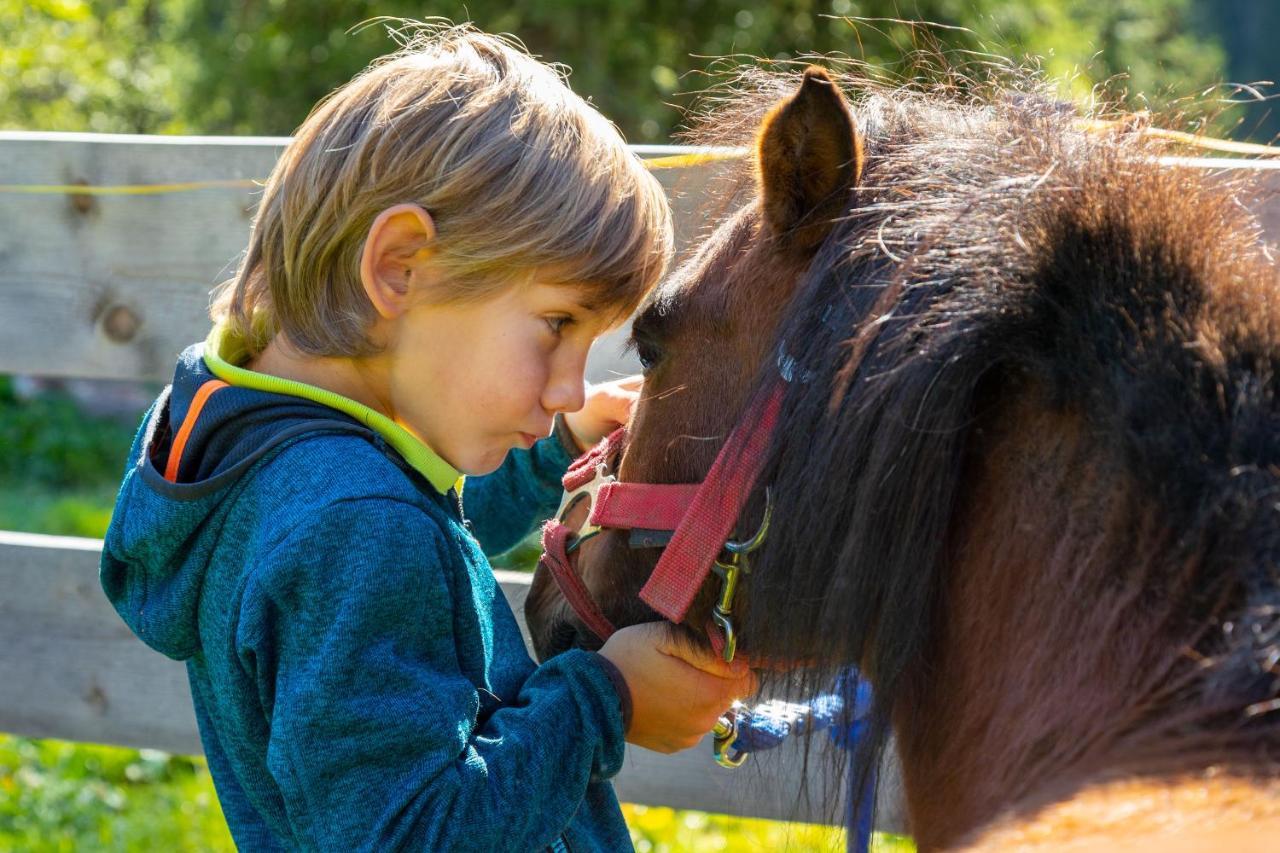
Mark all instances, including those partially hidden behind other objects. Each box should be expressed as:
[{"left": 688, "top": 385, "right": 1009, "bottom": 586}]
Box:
[{"left": 526, "top": 64, "right": 1280, "bottom": 849}]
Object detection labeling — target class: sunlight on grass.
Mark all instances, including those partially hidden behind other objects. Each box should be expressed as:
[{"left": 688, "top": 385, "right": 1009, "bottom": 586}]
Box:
[
  {"left": 625, "top": 804, "right": 913, "bottom": 851},
  {"left": 626, "top": 803, "right": 843, "bottom": 851},
  {"left": 0, "top": 735, "right": 916, "bottom": 852},
  {"left": 0, "top": 736, "right": 234, "bottom": 851}
]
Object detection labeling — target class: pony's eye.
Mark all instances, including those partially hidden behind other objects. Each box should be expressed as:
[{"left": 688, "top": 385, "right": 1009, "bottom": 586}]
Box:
[{"left": 634, "top": 337, "right": 663, "bottom": 372}]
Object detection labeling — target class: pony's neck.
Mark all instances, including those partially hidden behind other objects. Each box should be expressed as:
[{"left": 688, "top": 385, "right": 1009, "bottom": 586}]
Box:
[
  {"left": 963, "top": 774, "right": 1280, "bottom": 852},
  {"left": 892, "top": 398, "right": 1222, "bottom": 849}
]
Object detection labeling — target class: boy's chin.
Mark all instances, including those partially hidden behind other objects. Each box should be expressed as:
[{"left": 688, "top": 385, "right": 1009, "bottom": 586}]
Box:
[{"left": 452, "top": 444, "right": 513, "bottom": 478}]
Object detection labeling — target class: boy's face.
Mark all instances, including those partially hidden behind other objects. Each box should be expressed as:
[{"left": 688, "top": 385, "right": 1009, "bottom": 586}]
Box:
[{"left": 384, "top": 278, "right": 610, "bottom": 476}]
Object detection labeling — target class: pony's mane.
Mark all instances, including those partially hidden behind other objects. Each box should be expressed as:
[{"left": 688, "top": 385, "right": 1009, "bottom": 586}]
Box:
[{"left": 685, "top": 60, "right": 1280, "bottom": 818}]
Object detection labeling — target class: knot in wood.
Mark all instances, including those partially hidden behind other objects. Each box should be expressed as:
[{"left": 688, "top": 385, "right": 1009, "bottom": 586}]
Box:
[
  {"left": 103, "top": 305, "right": 141, "bottom": 343},
  {"left": 69, "top": 179, "right": 95, "bottom": 215}
]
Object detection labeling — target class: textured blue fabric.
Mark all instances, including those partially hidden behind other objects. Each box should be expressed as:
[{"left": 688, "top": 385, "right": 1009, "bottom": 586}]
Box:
[
  {"left": 101, "top": 345, "right": 632, "bottom": 852},
  {"left": 461, "top": 424, "right": 575, "bottom": 557}
]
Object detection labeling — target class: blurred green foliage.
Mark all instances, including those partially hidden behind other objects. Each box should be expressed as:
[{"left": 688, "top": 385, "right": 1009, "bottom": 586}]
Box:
[
  {"left": 0, "top": 735, "right": 235, "bottom": 851},
  {"left": 0, "top": 377, "right": 135, "bottom": 491},
  {"left": 0, "top": 0, "right": 192, "bottom": 133},
  {"left": 1205, "top": 0, "right": 1280, "bottom": 141},
  {"left": 3, "top": 0, "right": 1232, "bottom": 141}
]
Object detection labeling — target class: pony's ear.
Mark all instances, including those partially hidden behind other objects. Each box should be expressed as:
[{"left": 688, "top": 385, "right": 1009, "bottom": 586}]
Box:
[{"left": 757, "top": 67, "right": 863, "bottom": 252}]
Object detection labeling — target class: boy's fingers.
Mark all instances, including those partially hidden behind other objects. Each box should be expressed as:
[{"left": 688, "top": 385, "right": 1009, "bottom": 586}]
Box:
[
  {"left": 710, "top": 667, "right": 757, "bottom": 704},
  {"left": 652, "top": 624, "right": 751, "bottom": 679}
]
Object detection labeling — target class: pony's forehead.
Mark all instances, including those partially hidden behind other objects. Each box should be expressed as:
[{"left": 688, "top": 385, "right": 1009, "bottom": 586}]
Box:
[{"left": 653, "top": 205, "right": 760, "bottom": 302}]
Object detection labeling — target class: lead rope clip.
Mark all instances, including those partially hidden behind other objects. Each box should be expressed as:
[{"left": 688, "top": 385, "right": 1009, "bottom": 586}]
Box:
[
  {"left": 707, "top": 493, "right": 772, "bottom": 768},
  {"left": 711, "top": 701, "right": 749, "bottom": 768}
]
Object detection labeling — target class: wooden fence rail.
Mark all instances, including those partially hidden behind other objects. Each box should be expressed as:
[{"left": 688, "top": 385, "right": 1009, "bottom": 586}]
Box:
[
  {"left": 0, "top": 529, "right": 903, "bottom": 828},
  {"left": 0, "top": 131, "right": 908, "bottom": 832},
  {"left": 0, "top": 132, "right": 729, "bottom": 385},
  {"left": 3, "top": 131, "right": 1278, "bottom": 835}
]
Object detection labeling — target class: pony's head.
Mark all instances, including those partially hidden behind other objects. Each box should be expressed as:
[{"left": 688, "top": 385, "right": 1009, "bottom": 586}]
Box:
[
  {"left": 527, "top": 61, "right": 1280, "bottom": 845},
  {"left": 526, "top": 67, "right": 863, "bottom": 659}
]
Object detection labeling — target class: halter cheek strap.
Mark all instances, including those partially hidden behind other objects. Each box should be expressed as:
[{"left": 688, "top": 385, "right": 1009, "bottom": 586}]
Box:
[
  {"left": 637, "top": 384, "right": 782, "bottom": 622},
  {"left": 536, "top": 431, "right": 702, "bottom": 643},
  {"left": 539, "top": 520, "right": 619, "bottom": 641},
  {"left": 537, "top": 381, "right": 783, "bottom": 654}
]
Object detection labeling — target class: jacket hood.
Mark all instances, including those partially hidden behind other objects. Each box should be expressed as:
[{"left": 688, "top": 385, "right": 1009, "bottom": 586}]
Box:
[{"left": 99, "top": 327, "right": 460, "bottom": 660}]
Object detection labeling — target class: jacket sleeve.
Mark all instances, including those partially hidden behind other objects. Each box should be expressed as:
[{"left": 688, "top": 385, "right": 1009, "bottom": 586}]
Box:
[
  {"left": 461, "top": 418, "right": 579, "bottom": 556},
  {"left": 236, "top": 497, "right": 626, "bottom": 852}
]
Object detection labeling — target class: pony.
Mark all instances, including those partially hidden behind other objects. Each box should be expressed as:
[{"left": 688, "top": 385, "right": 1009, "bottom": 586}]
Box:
[{"left": 526, "top": 60, "right": 1280, "bottom": 849}]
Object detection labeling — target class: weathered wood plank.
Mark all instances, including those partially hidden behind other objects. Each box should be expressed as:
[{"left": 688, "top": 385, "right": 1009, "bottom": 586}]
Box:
[
  {"left": 0, "top": 531, "right": 906, "bottom": 832},
  {"left": 0, "top": 132, "right": 731, "bottom": 384},
  {"left": 4, "top": 133, "right": 1279, "bottom": 388}
]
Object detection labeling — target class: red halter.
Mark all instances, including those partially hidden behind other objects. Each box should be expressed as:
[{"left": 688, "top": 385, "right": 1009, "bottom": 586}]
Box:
[{"left": 537, "top": 383, "right": 783, "bottom": 658}]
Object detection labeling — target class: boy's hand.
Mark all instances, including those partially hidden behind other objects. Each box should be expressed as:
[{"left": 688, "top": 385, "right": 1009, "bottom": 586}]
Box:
[
  {"left": 599, "top": 622, "right": 757, "bottom": 753},
  {"left": 563, "top": 376, "right": 643, "bottom": 452}
]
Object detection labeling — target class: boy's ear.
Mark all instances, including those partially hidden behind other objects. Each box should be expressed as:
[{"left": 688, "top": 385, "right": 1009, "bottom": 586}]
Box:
[{"left": 360, "top": 203, "right": 437, "bottom": 319}]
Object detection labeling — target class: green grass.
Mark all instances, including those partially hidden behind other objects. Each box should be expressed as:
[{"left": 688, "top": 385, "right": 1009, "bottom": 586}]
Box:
[
  {"left": 0, "top": 377, "right": 916, "bottom": 851},
  {"left": 0, "top": 736, "right": 234, "bottom": 852},
  {"left": 0, "top": 734, "right": 914, "bottom": 852}
]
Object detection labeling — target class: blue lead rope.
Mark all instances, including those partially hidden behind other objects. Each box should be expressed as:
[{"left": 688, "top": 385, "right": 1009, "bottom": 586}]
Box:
[{"left": 724, "top": 674, "right": 876, "bottom": 853}]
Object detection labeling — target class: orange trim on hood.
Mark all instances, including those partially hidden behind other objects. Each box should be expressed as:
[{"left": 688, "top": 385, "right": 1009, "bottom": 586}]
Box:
[{"left": 165, "top": 380, "right": 230, "bottom": 482}]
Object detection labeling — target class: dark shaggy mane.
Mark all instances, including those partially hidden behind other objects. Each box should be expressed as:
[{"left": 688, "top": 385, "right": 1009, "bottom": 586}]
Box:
[{"left": 686, "top": 57, "right": 1280, "bottom": 824}]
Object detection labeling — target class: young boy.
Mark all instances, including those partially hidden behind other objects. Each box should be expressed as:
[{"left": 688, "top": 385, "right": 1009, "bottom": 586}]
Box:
[{"left": 100, "top": 25, "right": 752, "bottom": 851}]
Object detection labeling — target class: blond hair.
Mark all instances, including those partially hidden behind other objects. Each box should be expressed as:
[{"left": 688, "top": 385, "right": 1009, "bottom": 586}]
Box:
[{"left": 212, "top": 22, "right": 673, "bottom": 357}]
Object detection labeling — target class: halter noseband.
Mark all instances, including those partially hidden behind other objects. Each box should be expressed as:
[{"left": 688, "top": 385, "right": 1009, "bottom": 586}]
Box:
[{"left": 537, "top": 383, "right": 783, "bottom": 663}]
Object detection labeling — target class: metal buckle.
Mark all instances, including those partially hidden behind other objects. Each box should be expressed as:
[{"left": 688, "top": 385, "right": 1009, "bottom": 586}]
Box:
[
  {"left": 554, "top": 462, "right": 616, "bottom": 553},
  {"left": 723, "top": 488, "right": 771, "bottom": 556},
  {"left": 710, "top": 490, "right": 772, "bottom": 663}
]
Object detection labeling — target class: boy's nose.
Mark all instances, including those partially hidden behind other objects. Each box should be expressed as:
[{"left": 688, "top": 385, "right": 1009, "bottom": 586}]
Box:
[
  {"left": 543, "top": 369, "right": 587, "bottom": 414},
  {"left": 544, "top": 377, "right": 587, "bottom": 414}
]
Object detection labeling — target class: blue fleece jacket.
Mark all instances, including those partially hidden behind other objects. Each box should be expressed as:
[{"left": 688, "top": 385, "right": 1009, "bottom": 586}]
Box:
[{"left": 100, "top": 339, "right": 632, "bottom": 852}]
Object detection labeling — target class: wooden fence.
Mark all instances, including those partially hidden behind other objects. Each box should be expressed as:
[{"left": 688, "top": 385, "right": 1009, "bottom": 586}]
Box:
[
  {"left": 3, "top": 131, "right": 1278, "bottom": 836},
  {"left": 0, "top": 131, "right": 905, "bottom": 833}
]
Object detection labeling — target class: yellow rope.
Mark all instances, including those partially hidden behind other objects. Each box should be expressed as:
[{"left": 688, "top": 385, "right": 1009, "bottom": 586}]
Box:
[
  {"left": 0, "top": 127, "right": 1276, "bottom": 198},
  {"left": 0, "top": 148, "right": 750, "bottom": 197},
  {"left": 641, "top": 147, "right": 749, "bottom": 169},
  {"left": 0, "top": 178, "right": 259, "bottom": 196},
  {"left": 1082, "top": 118, "right": 1280, "bottom": 157},
  {"left": 1143, "top": 127, "right": 1280, "bottom": 157}
]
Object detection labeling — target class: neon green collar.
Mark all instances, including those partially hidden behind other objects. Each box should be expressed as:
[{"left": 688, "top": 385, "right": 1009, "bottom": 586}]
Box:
[{"left": 202, "top": 324, "right": 463, "bottom": 495}]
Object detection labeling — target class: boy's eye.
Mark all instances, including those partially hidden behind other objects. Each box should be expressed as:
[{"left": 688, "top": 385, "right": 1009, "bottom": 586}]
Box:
[{"left": 545, "top": 316, "right": 571, "bottom": 334}]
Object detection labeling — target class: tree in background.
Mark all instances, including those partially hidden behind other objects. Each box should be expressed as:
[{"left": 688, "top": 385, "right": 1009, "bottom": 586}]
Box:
[
  {"left": 169, "top": 0, "right": 1230, "bottom": 140},
  {"left": 1201, "top": 0, "right": 1280, "bottom": 141},
  {"left": 1, "top": 0, "right": 192, "bottom": 134},
  {"left": 0, "top": 0, "right": 1243, "bottom": 140}
]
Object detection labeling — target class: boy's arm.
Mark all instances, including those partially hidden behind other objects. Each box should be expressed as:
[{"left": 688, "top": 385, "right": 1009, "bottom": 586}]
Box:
[
  {"left": 460, "top": 415, "right": 579, "bottom": 556},
  {"left": 239, "top": 497, "right": 624, "bottom": 852}
]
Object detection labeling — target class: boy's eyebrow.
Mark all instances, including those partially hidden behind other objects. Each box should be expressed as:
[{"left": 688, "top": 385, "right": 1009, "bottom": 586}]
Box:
[
  {"left": 570, "top": 292, "right": 603, "bottom": 312},
  {"left": 550, "top": 284, "right": 605, "bottom": 315}
]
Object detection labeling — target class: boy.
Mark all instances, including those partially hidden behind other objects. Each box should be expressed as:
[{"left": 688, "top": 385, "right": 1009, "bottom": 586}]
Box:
[{"left": 101, "top": 24, "right": 752, "bottom": 852}]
